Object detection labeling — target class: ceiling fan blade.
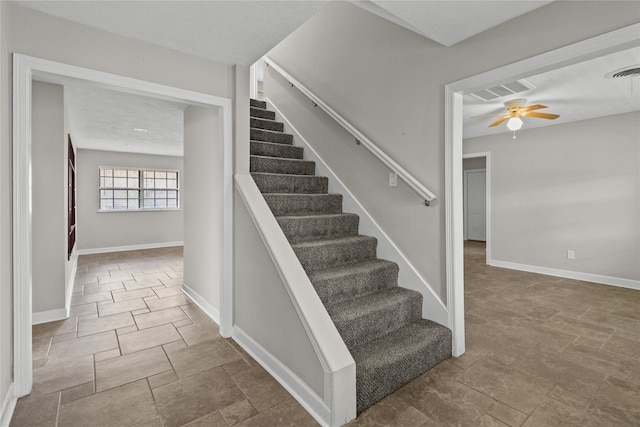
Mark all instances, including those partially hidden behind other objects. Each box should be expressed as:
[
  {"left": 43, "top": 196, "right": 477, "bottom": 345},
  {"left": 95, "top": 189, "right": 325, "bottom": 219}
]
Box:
[
  {"left": 471, "top": 113, "right": 507, "bottom": 119},
  {"left": 489, "top": 116, "right": 510, "bottom": 127},
  {"left": 521, "top": 104, "right": 548, "bottom": 112},
  {"left": 524, "top": 112, "right": 559, "bottom": 120}
]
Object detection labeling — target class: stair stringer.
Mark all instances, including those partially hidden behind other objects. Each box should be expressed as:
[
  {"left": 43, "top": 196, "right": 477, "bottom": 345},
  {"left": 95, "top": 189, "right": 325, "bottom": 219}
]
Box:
[
  {"left": 234, "top": 174, "right": 357, "bottom": 427},
  {"left": 265, "top": 98, "right": 449, "bottom": 327}
]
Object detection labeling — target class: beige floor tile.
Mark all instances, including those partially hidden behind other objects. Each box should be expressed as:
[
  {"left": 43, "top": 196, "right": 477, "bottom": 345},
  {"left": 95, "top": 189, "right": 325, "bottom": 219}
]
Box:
[
  {"left": 119, "top": 323, "right": 182, "bottom": 354},
  {"left": 59, "top": 379, "right": 158, "bottom": 427},
  {"left": 166, "top": 338, "right": 241, "bottom": 379},
  {"left": 148, "top": 370, "right": 179, "bottom": 389},
  {"left": 61, "top": 381, "right": 95, "bottom": 404},
  {"left": 145, "top": 293, "right": 190, "bottom": 311},
  {"left": 33, "top": 317, "right": 77, "bottom": 338},
  {"left": 32, "top": 355, "right": 94, "bottom": 396},
  {"left": 77, "top": 311, "right": 135, "bottom": 337},
  {"left": 457, "top": 358, "right": 553, "bottom": 415},
  {"left": 10, "top": 392, "right": 60, "bottom": 427},
  {"left": 232, "top": 366, "right": 293, "bottom": 411},
  {"left": 98, "top": 298, "right": 148, "bottom": 317},
  {"left": 123, "top": 278, "right": 164, "bottom": 291},
  {"left": 83, "top": 281, "right": 124, "bottom": 294},
  {"left": 347, "top": 393, "right": 431, "bottom": 426},
  {"left": 69, "top": 302, "right": 97, "bottom": 318},
  {"left": 235, "top": 398, "right": 319, "bottom": 427},
  {"left": 153, "top": 366, "right": 245, "bottom": 427},
  {"left": 177, "top": 321, "right": 221, "bottom": 346},
  {"left": 95, "top": 346, "right": 172, "bottom": 392},
  {"left": 154, "top": 285, "right": 184, "bottom": 298},
  {"left": 71, "top": 291, "right": 112, "bottom": 306},
  {"left": 134, "top": 306, "right": 188, "bottom": 329},
  {"left": 182, "top": 411, "right": 229, "bottom": 427},
  {"left": 220, "top": 399, "right": 259, "bottom": 425},
  {"left": 522, "top": 397, "right": 586, "bottom": 427},
  {"left": 112, "top": 287, "right": 157, "bottom": 302},
  {"left": 47, "top": 330, "right": 118, "bottom": 362},
  {"left": 602, "top": 334, "right": 640, "bottom": 360}
]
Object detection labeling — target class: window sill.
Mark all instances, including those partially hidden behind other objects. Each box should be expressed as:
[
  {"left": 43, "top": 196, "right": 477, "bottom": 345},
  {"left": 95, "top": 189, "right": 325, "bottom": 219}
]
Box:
[{"left": 97, "top": 208, "right": 182, "bottom": 213}]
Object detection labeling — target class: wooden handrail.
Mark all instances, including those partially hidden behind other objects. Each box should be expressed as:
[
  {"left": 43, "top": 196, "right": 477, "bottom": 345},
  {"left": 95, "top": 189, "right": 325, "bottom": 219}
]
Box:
[{"left": 264, "top": 56, "right": 437, "bottom": 206}]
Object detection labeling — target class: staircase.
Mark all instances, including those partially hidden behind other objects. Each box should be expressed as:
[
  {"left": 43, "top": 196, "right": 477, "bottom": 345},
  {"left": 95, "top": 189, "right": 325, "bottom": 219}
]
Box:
[{"left": 249, "top": 99, "right": 452, "bottom": 415}]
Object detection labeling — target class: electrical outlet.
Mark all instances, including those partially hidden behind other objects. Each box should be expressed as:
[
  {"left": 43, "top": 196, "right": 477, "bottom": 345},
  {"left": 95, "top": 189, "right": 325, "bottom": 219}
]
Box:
[
  {"left": 389, "top": 172, "right": 398, "bottom": 187},
  {"left": 567, "top": 250, "right": 575, "bottom": 260}
]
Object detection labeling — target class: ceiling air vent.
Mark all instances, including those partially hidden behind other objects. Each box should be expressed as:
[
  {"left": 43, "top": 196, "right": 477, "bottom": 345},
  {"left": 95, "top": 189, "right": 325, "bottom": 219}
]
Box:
[
  {"left": 605, "top": 66, "right": 640, "bottom": 79},
  {"left": 470, "top": 79, "right": 535, "bottom": 102}
]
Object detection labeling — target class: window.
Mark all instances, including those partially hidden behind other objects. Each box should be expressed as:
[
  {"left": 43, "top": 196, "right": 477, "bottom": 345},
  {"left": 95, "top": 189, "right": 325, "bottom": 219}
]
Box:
[{"left": 99, "top": 167, "right": 179, "bottom": 211}]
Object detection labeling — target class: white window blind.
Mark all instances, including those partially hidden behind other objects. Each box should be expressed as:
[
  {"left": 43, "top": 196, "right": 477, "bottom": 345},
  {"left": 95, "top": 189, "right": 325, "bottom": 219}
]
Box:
[{"left": 99, "top": 167, "right": 179, "bottom": 211}]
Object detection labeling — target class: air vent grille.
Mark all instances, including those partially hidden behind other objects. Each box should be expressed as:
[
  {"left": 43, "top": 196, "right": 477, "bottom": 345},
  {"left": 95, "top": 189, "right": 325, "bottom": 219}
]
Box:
[
  {"left": 470, "top": 79, "right": 535, "bottom": 102},
  {"left": 607, "top": 67, "right": 640, "bottom": 79}
]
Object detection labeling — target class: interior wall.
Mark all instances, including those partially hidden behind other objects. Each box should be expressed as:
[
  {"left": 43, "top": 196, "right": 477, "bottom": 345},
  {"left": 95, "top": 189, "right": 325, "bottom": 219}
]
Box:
[
  {"left": 266, "top": 0, "right": 640, "bottom": 301},
  {"left": 0, "top": 0, "right": 12, "bottom": 415},
  {"left": 31, "top": 81, "right": 66, "bottom": 314},
  {"left": 464, "top": 112, "right": 640, "bottom": 282},
  {"left": 76, "top": 149, "right": 184, "bottom": 251},
  {"left": 183, "top": 106, "right": 222, "bottom": 311}
]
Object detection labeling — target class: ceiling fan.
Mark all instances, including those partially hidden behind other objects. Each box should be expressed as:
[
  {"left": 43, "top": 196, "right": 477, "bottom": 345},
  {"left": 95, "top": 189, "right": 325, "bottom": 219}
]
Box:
[{"left": 472, "top": 98, "right": 559, "bottom": 131}]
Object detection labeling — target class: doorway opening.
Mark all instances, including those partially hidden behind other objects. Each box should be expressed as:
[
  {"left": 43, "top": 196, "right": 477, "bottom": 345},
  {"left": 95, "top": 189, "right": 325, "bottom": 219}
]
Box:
[{"left": 12, "top": 54, "right": 233, "bottom": 397}]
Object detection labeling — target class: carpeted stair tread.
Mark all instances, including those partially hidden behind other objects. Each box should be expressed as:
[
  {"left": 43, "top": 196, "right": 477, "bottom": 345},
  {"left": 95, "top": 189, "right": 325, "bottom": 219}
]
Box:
[
  {"left": 252, "top": 173, "right": 328, "bottom": 194},
  {"left": 352, "top": 319, "right": 452, "bottom": 414},
  {"left": 250, "top": 99, "right": 267, "bottom": 109},
  {"left": 308, "top": 259, "right": 399, "bottom": 306},
  {"left": 328, "top": 287, "right": 423, "bottom": 351},
  {"left": 251, "top": 128, "right": 293, "bottom": 145},
  {"left": 250, "top": 155, "right": 315, "bottom": 175},
  {"left": 263, "top": 193, "right": 343, "bottom": 216},
  {"left": 250, "top": 106, "right": 276, "bottom": 120},
  {"left": 251, "top": 141, "right": 304, "bottom": 160},
  {"left": 250, "top": 117, "right": 284, "bottom": 132},
  {"left": 292, "top": 235, "right": 377, "bottom": 271},
  {"left": 276, "top": 213, "right": 359, "bottom": 242}
]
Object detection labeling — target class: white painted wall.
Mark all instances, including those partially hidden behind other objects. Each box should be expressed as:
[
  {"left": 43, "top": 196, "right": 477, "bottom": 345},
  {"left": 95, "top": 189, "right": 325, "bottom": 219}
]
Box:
[
  {"left": 266, "top": 0, "right": 640, "bottom": 301},
  {"left": 76, "top": 149, "right": 184, "bottom": 251},
  {"left": 183, "top": 106, "right": 222, "bottom": 312},
  {"left": 31, "top": 81, "right": 67, "bottom": 315},
  {"left": 464, "top": 112, "right": 640, "bottom": 282},
  {"left": 0, "top": 0, "right": 12, "bottom": 420}
]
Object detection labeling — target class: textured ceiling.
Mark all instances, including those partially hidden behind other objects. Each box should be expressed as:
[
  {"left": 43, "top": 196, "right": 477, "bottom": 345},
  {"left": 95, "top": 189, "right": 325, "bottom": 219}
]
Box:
[
  {"left": 463, "top": 47, "right": 640, "bottom": 139},
  {"left": 64, "top": 82, "right": 187, "bottom": 157}
]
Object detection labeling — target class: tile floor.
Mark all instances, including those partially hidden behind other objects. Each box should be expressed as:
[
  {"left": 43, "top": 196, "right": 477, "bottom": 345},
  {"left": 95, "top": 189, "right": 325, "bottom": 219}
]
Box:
[
  {"left": 11, "top": 247, "right": 317, "bottom": 427},
  {"left": 11, "top": 242, "right": 640, "bottom": 426}
]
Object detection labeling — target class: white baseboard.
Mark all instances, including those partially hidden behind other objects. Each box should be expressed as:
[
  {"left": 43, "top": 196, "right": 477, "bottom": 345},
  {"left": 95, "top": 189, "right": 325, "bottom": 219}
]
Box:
[
  {"left": 0, "top": 383, "right": 16, "bottom": 427},
  {"left": 181, "top": 283, "right": 220, "bottom": 325},
  {"left": 77, "top": 241, "right": 184, "bottom": 256},
  {"left": 489, "top": 259, "right": 640, "bottom": 291},
  {"left": 266, "top": 99, "right": 449, "bottom": 327},
  {"left": 233, "top": 326, "right": 331, "bottom": 427},
  {"left": 32, "top": 307, "right": 68, "bottom": 325}
]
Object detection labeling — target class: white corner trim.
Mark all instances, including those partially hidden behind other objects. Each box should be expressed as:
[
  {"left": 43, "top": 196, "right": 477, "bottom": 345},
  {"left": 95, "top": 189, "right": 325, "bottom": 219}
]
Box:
[
  {"left": 0, "top": 383, "right": 16, "bottom": 427},
  {"left": 233, "top": 326, "right": 331, "bottom": 427},
  {"left": 65, "top": 252, "right": 78, "bottom": 317},
  {"left": 265, "top": 98, "right": 449, "bottom": 327},
  {"left": 76, "top": 241, "right": 184, "bottom": 256},
  {"left": 181, "top": 282, "right": 220, "bottom": 325},
  {"left": 489, "top": 260, "right": 640, "bottom": 291},
  {"left": 32, "top": 308, "right": 68, "bottom": 325}
]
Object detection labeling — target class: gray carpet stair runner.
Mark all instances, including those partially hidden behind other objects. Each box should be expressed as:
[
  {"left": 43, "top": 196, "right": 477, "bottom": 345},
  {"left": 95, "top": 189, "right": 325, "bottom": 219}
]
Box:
[{"left": 249, "top": 99, "right": 451, "bottom": 414}]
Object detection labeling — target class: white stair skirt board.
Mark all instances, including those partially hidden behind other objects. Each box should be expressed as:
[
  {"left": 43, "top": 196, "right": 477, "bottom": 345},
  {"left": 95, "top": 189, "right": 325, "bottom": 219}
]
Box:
[
  {"left": 181, "top": 283, "right": 221, "bottom": 326},
  {"left": 0, "top": 383, "right": 16, "bottom": 427},
  {"left": 233, "top": 326, "right": 332, "bottom": 427},
  {"left": 76, "top": 241, "right": 184, "bottom": 256},
  {"left": 265, "top": 99, "right": 449, "bottom": 327},
  {"left": 489, "top": 259, "right": 640, "bottom": 291}
]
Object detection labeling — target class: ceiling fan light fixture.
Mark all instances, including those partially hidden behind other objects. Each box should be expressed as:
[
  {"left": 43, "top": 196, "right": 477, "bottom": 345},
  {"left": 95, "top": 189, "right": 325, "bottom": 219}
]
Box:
[{"left": 507, "top": 117, "right": 523, "bottom": 131}]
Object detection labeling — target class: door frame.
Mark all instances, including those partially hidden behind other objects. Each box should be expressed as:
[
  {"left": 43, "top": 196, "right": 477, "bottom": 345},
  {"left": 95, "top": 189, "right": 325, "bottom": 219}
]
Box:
[
  {"left": 12, "top": 54, "right": 234, "bottom": 397},
  {"left": 463, "top": 153, "right": 491, "bottom": 264},
  {"left": 444, "top": 23, "right": 640, "bottom": 357}
]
